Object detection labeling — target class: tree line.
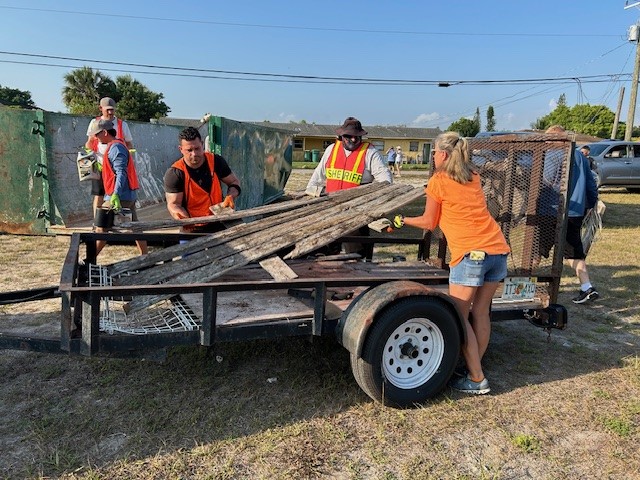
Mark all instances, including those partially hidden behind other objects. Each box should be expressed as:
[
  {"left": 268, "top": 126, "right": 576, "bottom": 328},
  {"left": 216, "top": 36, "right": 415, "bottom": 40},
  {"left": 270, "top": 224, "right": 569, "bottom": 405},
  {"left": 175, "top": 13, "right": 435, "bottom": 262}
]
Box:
[
  {"left": 1, "top": 67, "right": 169, "bottom": 122},
  {"left": 447, "top": 93, "right": 635, "bottom": 139}
]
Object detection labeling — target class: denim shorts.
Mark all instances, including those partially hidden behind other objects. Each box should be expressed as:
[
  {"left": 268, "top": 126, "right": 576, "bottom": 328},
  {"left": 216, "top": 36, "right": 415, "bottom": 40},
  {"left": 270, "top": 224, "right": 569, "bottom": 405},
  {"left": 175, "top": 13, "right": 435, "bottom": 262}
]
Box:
[{"left": 449, "top": 252, "right": 508, "bottom": 287}]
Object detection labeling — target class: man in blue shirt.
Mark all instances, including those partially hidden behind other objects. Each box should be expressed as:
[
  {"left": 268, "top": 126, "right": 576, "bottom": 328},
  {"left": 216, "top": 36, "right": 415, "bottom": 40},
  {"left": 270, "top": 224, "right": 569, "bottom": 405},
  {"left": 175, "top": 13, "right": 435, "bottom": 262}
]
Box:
[
  {"left": 546, "top": 125, "right": 599, "bottom": 303},
  {"left": 88, "top": 119, "right": 147, "bottom": 257}
]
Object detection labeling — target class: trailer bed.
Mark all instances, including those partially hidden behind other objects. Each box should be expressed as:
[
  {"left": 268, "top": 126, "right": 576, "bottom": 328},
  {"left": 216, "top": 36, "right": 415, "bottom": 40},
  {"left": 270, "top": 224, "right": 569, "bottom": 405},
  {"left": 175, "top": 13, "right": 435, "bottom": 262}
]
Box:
[
  {"left": 186, "top": 259, "right": 445, "bottom": 325},
  {"left": 69, "top": 247, "right": 547, "bottom": 349}
]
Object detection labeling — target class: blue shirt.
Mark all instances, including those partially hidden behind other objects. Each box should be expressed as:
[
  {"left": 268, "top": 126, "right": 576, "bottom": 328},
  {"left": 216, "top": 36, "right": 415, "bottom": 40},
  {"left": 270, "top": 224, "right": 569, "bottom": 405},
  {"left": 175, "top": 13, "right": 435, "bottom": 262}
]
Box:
[
  {"left": 387, "top": 149, "right": 396, "bottom": 163},
  {"left": 104, "top": 141, "right": 137, "bottom": 202},
  {"left": 568, "top": 148, "right": 598, "bottom": 217},
  {"left": 539, "top": 147, "right": 597, "bottom": 218}
]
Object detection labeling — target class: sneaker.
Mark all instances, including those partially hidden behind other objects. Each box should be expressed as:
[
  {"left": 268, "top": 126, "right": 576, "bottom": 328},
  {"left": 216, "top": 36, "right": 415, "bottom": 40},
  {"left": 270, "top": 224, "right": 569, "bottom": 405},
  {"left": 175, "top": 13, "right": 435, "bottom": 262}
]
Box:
[
  {"left": 572, "top": 287, "right": 599, "bottom": 304},
  {"left": 449, "top": 375, "right": 491, "bottom": 395}
]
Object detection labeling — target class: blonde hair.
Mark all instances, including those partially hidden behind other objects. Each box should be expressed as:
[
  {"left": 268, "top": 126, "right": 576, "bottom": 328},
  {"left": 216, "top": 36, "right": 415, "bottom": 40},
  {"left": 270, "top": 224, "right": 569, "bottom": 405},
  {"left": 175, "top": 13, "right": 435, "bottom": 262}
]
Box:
[{"left": 435, "top": 131, "right": 474, "bottom": 183}]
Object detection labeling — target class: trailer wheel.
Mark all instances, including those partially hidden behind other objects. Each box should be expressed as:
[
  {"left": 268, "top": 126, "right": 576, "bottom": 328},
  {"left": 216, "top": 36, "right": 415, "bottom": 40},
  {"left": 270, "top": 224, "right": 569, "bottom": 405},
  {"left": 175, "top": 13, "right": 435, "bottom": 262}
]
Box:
[{"left": 351, "top": 296, "right": 460, "bottom": 408}]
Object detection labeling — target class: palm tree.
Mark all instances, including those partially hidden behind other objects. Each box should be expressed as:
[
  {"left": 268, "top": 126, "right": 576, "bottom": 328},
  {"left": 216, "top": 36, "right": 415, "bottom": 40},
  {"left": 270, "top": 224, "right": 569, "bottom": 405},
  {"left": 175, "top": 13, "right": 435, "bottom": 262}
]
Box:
[{"left": 62, "top": 67, "right": 117, "bottom": 115}]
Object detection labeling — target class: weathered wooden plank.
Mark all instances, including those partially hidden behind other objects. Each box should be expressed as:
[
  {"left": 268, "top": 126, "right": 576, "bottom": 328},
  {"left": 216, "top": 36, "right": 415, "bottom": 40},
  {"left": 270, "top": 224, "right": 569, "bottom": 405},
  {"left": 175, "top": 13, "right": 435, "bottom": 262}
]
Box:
[
  {"left": 123, "top": 225, "right": 312, "bottom": 312},
  {"left": 108, "top": 182, "right": 389, "bottom": 275},
  {"left": 259, "top": 256, "right": 299, "bottom": 281},
  {"left": 109, "top": 200, "right": 334, "bottom": 277},
  {"left": 118, "top": 204, "right": 335, "bottom": 288},
  {"left": 122, "top": 183, "right": 420, "bottom": 312},
  {"left": 123, "top": 195, "right": 376, "bottom": 293},
  {"left": 115, "top": 188, "right": 383, "bottom": 286},
  {"left": 115, "top": 196, "right": 324, "bottom": 231},
  {"left": 284, "top": 187, "right": 425, "bottom": 259},
  {"left": 147, "top": 185, "right": 412, "bottom": 282},
  {"left": 116, "top": 242, "right": 241, "bottom": 286},
  {"left": 122, "top": 199, "right": 395, "bottom": 312},
  {"left": 116, "top": 181, "right": 386, "bottom": 231},
  {"left": 114, "top": 183, "right": 411, "bottom": 278}
]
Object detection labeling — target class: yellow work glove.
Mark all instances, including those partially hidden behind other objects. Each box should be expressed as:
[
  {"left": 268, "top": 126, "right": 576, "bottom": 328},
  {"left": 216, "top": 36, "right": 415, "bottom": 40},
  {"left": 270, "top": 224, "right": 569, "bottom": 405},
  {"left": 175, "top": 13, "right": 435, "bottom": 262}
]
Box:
[
  {"left": 393, "top": 214, "right": 405, "bottom": 229},
  {"left": 109, "top": 193, "right": 121, "bottom": 212},
  {"left": 94, "top": 161, "right": 102, "bottom": 172}
]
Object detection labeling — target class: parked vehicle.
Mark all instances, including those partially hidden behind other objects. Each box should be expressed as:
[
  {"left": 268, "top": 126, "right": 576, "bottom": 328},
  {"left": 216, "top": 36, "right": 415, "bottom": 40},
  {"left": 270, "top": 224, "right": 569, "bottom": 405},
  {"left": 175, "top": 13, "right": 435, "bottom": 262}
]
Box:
[{"left": 581, "top": 141, "right": 640, "bottom": 192}]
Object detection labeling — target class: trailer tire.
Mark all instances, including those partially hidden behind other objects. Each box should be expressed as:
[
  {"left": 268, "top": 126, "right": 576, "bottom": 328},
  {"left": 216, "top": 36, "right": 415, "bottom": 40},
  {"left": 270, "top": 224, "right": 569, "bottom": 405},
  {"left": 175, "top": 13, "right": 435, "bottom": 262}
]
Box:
[{"left": 351, "top": 296, "right": 460, "bottom": 408}]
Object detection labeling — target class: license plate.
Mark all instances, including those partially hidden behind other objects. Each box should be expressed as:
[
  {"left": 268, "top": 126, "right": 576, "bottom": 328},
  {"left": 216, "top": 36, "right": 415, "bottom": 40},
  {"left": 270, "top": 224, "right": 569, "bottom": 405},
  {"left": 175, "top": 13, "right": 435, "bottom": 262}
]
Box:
[{"left": 502, "top": 277, "right": 537, "bottom": 300}]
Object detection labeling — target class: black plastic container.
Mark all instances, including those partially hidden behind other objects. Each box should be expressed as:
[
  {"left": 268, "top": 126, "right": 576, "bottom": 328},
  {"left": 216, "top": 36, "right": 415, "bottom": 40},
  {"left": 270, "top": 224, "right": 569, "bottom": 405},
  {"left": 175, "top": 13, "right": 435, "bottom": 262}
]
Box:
[{"left": 94, "top": 208, "right": 114, "bottom": 228}]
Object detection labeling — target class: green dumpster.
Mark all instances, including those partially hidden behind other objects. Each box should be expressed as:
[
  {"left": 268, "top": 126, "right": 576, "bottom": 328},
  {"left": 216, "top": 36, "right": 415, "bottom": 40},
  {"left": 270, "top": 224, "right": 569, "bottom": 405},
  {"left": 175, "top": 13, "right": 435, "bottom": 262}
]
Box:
[
  {"left": 304, "top": 150, "right": 311, "bottom": 162},
  {"left": 311, "top": 149, "right": 321, "bottom": 162}
]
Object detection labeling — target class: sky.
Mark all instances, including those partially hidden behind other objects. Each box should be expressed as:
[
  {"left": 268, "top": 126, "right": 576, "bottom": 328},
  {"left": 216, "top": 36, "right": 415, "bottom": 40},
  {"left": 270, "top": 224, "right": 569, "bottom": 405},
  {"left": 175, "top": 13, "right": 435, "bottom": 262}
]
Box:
[{"left": 1, "top": 1, "right": 640, "bottom": 131}]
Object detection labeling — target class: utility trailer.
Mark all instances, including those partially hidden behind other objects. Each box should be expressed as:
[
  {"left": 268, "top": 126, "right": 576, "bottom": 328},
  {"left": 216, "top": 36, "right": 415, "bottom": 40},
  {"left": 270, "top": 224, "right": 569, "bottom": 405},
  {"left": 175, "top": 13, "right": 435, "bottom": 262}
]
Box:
[{"left": 0, "top": 133, "right": 575, "bottom": 408}]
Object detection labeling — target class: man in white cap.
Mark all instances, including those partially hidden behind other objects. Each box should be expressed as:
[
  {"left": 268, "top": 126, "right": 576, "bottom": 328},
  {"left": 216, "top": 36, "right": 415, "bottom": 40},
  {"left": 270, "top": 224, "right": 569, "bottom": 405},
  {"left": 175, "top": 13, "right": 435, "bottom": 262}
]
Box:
[{"left": 85, "top": 97, "right": 134, "bottom": 216}]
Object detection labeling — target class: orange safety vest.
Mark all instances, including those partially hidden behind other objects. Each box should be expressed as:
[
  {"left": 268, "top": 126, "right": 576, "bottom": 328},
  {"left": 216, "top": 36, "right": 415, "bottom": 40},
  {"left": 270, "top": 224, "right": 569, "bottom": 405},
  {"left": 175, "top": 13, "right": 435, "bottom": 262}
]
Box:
[
  {"left": 102, "top": 139, "right": 140, "bottom": 194},
  {"left": 88, "top": 117, "right": 124, "bottom": 152},
  {"left": 325, "top": 141, "right": 369, "bottom": 192},
  {"left": 171, "top": 152, "right": 223, "bottom": 218}
]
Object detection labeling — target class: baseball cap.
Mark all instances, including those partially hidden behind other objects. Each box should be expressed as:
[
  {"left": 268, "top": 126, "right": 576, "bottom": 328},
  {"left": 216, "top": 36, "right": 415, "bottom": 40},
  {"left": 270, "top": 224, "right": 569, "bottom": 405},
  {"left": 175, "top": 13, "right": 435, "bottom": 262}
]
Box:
[
  {"left": 88, "top": 119, "right": 114, "bottom": 136},
  {"left": 99, "top": 97, "right": 116, "bottom": 109}
]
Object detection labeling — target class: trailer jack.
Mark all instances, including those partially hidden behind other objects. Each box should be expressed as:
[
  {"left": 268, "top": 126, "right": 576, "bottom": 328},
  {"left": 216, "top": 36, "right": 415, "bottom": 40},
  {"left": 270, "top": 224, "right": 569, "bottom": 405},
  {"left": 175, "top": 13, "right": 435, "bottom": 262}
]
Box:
[{"left": 524, "top": 304, "right": 567, "bottom": 331}]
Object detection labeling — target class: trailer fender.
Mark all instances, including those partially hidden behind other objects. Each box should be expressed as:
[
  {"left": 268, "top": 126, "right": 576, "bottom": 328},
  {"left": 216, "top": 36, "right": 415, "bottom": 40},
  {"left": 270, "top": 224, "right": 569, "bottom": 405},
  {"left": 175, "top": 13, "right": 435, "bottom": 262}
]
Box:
[{"left": 337, "top": 280, "right": 465, "bottom": 357}]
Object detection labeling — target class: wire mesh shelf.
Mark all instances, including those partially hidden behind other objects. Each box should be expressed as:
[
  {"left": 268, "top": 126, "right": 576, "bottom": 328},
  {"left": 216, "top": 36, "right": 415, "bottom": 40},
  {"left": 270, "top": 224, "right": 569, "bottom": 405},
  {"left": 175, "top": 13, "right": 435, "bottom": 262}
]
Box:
[{"left": 88, "top": 264, "right": 200, "bottom": 335}]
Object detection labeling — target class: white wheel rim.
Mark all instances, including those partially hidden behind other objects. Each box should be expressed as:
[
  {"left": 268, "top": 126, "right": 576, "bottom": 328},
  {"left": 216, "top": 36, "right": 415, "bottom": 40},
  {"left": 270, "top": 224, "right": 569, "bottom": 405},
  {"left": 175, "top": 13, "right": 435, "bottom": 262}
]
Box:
[{"left": 381, "top": 317, "right": 445, "bottom": 389}]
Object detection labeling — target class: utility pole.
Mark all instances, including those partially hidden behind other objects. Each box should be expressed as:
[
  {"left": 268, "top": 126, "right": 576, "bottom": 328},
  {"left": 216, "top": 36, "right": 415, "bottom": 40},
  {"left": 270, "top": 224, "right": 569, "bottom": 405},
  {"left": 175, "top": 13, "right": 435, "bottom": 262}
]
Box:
[
  {"left": 624, "top": 2, "right": 640, "bottom": 140},
  {"left": 625, "top": 29, "right": 640, "bottom": 140},
  {"left": 612, "top": 86, "right": 625, "bottom": 139}
]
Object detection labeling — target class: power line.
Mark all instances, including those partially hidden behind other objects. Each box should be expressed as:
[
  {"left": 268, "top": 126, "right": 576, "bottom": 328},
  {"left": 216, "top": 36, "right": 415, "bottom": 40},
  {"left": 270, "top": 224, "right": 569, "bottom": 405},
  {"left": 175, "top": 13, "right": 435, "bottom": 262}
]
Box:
[
  {"left": 0, "top": 51, "right": 632, "bottom": 86},
  {"left": 420, "top": 42, "right": 634, "bottom": 128},
  {"left": 0, "top": 5, "right": 621, "bottom": 38},
  {"left": 0, "top": 59, "right": 438, "bottom": 85}
]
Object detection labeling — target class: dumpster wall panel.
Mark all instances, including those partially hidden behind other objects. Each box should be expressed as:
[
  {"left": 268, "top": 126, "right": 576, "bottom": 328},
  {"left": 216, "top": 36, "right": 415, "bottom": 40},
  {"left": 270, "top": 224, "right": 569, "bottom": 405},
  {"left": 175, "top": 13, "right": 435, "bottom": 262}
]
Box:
[
  {"left": 0, "top": 108, "right": 47, "bottom": 234},
  {"left": 219, "top": 118, "right": 292, "bottom": 208},
  {"left": 127, "top": 121, "right": 184, "bottom": 206}
]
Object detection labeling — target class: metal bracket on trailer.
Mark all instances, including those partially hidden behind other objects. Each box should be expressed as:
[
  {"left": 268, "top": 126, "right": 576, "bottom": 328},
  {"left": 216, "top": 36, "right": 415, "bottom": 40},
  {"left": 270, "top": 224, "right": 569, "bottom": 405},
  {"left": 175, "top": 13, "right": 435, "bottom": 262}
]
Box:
[{"left": 524, "top": 304, "right": 567, "bottom": 330}]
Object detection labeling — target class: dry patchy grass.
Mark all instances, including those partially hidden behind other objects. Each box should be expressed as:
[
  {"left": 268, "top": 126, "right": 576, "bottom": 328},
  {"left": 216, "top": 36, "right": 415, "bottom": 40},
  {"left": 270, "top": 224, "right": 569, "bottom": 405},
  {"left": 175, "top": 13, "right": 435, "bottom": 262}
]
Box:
[{"left": 0, "top": 176, "right": 638, "bottom": 479}]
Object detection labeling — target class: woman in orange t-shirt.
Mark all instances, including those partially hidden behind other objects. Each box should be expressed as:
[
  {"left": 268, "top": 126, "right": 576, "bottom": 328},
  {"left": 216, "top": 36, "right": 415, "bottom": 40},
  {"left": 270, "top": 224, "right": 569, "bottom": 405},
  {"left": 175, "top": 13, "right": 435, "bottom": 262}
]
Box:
[{"left": 398, "top": 131, "right": 510, "bottom": 395}]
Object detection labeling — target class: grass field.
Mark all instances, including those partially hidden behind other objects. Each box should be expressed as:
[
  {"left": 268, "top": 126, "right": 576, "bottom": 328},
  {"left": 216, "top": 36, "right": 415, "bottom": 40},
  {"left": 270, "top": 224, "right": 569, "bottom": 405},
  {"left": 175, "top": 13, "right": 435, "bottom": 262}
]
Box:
[{"left": 0, "top": 174, "right": 638, "bottom": 479}]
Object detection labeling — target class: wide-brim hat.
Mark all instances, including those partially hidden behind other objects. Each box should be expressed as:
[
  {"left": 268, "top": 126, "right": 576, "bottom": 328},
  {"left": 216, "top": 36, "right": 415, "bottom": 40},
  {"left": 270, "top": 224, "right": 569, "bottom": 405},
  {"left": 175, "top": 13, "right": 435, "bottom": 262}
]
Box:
[{"left": 336, "top": 117, "right": 368, "bottom": 137}]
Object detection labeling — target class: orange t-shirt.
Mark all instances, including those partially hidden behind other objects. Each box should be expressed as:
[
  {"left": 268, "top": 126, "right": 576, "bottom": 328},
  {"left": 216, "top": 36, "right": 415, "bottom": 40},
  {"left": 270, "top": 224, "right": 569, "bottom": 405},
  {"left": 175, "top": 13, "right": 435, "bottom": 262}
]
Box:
[{"left": 426, "top": 171, "right": 510, "bottom": 266}]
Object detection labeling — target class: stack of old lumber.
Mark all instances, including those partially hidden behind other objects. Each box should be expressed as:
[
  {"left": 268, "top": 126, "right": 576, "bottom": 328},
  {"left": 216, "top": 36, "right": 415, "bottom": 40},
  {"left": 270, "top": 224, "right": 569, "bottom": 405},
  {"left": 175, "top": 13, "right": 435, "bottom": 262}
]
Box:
[{"left": 107, "top": 182, "right": 424, "bottom": 313}]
